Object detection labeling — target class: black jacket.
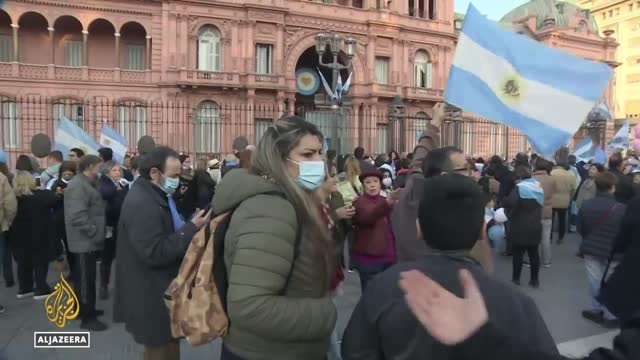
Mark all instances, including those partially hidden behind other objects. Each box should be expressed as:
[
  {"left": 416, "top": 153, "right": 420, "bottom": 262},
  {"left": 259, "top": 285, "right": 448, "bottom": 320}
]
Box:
[
  {"left": 453, "top": 317, "right": 640, "bottom": 360},
  {"left": 113, "top": 177, "right": 199, "bottom": 346},
  {"left": 98, "top": 176, "right": 128, "bottom": 228},
  {"left": 9, "top": 190, "right": 60, "bottom": 264},
  {"left": 577, "top": 192, "right": 626, "bottom": 260},
  {"left": 611, "top": 169, "right": 634, "bottom": 204},
  {"left": 598, "top": 196, "right": 640, "bottom": 325},
  {"left": 503, "top": 186, "right": 542, "bottom": 247},
  {"left": 341, "top": 255, "right": 557, "bottom": 359}
]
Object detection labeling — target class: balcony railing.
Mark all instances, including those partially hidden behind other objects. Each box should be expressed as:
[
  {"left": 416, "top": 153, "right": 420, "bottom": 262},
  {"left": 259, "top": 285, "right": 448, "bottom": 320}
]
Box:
[
  {"left": 177, "top": 69, "right": 241, "bottom": 86},
  {"left": 0, "top": 62, "right": 153, "bottom": 84},
  {"left": 372, "top": 83, "right": 399, "bottom": 96},
  {"left": 248, "top": 73, "right": 286, "bottom": 87},
  {"left": 404, "top": 86, "right": 445, "bottom": 100}
]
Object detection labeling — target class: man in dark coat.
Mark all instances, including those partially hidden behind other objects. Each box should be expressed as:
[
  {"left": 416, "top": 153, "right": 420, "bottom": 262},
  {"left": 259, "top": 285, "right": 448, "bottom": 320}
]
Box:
[
  {"left": 609, "top": 153, "right": 634, "bottom": 204},
  {"left": 341, "top": 174, "right": 556, "bottom": 360},
  {"left": 577, "top": 171, "right": 626, "bottom": 328},
  {"left": 113, "top": 146, "right": 210, "bottom": 360},
  {"left": 354, "top": 146, "right": 374, "bottom": 172},
  {"left": 64, "top": 155, "right": 106, "bottom": 331}
]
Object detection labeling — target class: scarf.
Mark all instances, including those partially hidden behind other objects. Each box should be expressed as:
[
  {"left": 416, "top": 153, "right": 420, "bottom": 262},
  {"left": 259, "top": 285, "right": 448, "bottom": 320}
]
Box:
[{"left": 517, "top": 178, "right": 544, "bottom": 206}]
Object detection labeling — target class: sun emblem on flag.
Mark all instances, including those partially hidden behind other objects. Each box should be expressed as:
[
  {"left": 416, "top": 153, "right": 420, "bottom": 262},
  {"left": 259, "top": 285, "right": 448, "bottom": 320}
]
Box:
[{"left": 498, "top": 73, "right": 526, "bottom": 105}]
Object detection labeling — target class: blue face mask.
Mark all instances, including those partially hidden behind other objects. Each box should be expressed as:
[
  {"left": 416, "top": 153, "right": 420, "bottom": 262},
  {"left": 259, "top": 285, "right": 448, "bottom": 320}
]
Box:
[
  {"left": 162, "top": 176, "right": 180, "bottom": 195},
  {"left": 289, "top": 159, "right": 325, "bottom": 191}
]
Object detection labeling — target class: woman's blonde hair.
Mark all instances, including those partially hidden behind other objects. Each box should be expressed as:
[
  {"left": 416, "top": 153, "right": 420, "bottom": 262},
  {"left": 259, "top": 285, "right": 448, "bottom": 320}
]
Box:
[
  {"left": 13, "top": 170, "right": 36, "bottom": 196},
  {"left": 344, "top": 155, "right": 361, "bottom": 181},
  {"left": 252, "top": 115, "right": 334, "bottom": 284}
]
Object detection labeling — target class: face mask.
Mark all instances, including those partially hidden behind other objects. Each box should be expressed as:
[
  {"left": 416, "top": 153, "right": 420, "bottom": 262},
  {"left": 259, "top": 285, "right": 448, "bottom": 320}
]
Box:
[
  {"left": 288, "top": 159, "right": 325, "bottom": 191},
  {"left": 162, "top": 176, "right": 180, "bottom": 195},
  {"left": 62, "top": 175, "right": 73, "bottom": 183},
  {"left": 382, "top": 178, "right": 392, "bottom": 188}
]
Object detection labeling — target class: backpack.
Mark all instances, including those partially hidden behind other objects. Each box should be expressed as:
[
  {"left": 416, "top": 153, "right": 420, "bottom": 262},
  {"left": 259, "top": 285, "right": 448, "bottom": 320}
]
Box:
[{"left": 164, "top": 193, "right": 301, "bottom": 345}]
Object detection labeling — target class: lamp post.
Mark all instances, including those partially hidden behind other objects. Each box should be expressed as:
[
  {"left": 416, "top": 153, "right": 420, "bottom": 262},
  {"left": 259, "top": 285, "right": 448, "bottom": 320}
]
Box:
[
  {"left": 315, "top": 32, "right": 356, "bottom": 108},
  {"left": 585, "top": 108, "right": 607, "bottom": 147}
]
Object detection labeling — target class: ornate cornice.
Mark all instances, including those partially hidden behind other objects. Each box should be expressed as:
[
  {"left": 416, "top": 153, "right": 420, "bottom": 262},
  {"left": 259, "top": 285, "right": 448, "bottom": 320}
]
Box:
[
  {"left": 286, "top": 15, "right": 368, "bottom": 33},
  {"left": 12, "top": 0, "right": 155, "bottom": 17}
]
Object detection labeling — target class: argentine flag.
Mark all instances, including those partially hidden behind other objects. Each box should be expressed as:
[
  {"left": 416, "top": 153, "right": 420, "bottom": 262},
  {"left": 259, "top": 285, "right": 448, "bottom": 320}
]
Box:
[
  {"left": 100, "top": 123, "right": 129, "bottom": 164},
  {"left": 608, "top": 120, "right": 629, "bottom": 152},
  {"left": 53, "top": 117, "right": 99, "bottom": 158},
  {"left": 573, "top": 137, "right": 594, "bottom": 162},
  {"left": 445, "top": 4, "right": 612, "bottom": 158}
]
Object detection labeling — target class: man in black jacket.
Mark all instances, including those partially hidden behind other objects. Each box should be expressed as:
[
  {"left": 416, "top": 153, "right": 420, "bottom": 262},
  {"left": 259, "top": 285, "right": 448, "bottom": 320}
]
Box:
[
  {"left": 341, "top": 174, "right": 556, "bottom": 360},
  {"left": 609, "top": 153, "right": 634, "bottom": 204},
  {"left": 113, "top": 146, "right": 210, "bottom": 360}
]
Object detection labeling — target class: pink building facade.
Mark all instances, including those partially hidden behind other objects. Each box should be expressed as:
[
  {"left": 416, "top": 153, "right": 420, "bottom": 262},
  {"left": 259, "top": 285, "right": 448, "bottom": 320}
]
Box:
[{"left": 0, "top": 0, "right": 619, "bottom": 161}]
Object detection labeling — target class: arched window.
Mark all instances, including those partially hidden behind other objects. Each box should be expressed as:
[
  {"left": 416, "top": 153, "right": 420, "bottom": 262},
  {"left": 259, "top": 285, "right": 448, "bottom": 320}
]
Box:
[
  {"left": 414, "top": 50, "right": 433, "bottom": 88},
  {"left": 117, "top": 102, "right": 146, "bottom": 146},
  {"left": 1, "top": 97, "right": 18, "bottom": 148},
  {"left": 198, "top": 26, "right": 221, "bottom": 71},
  {"left": 195, "top": 101, "right": 220, "bottom": 153},
  {"left": 53, "top": 99, "right": 84, "bottom": 130}
]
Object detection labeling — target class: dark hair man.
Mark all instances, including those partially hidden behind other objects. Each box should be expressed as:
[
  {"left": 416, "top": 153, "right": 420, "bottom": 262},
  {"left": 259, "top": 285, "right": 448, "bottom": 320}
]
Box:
[
  {"left": 354, "top": 146, "right": 374, "bottom": 172},
  {"left": 114, "top": 146, "right": 210, "bottom": 359},
  {"left": 578, "top": 171, "right": 626, "bottom": 328},
  {"left": 68, "top": 148, "right": 85, "bottom": 162},
  {"left": 608, "top": 153, "right": 634, "bottom": 204},
  {"left": 98, "top": 147, "right": 113, "bottom": 163},
  {"left": 64, "top": 154, "right": 106, "bottom": 331},
  {"left": 342, "top": 174, "right": 557, "bottom": 359},
  {"left": 40, "top": 150, "right": 64, "bottom": 189}
]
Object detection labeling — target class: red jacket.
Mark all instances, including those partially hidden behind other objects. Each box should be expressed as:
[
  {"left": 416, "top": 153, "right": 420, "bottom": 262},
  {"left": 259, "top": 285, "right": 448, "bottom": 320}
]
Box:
[{"left": 352, "top": 194, "right": 394, "bottom": 257}]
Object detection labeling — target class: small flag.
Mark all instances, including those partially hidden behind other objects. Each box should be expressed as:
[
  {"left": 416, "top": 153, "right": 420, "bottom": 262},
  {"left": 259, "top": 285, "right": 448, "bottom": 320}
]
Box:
[
  {"left": 444, "top": 4, "right": 612, "bottom": 159},
  {"left": 100, "top": 123, "right": 129, "bottom": 164},
  {"left": 53, "top": 117, "right": 99, "bottom": 159},
  {"left": 608, "top": 120, "right": 629, "bottom": 151},
  {"left": 341, "top": 72, "right": 353, "bottom": 96},
  {"left": 594, "top": 146, "right": 607, "bottom": 165},
  {"left": 317, "top": 68, "right": 335, "bottom": 100},
  {"left": 572, "top": 137, "right": 594, "bottom": 162}
]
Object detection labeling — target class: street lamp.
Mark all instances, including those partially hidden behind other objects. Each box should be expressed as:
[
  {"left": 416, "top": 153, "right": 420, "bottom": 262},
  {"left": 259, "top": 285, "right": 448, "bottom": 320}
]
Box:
[{"left": 315, "top": 32, "right": 355, "bottom": 108}]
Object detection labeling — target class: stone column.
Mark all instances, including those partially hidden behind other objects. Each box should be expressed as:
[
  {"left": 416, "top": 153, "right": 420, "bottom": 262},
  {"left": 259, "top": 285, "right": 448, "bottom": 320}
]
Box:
[
  {"left": 114, "top": 32, "right": 120, "bottom": 68},
  {"left": 275, "top": 24, "right": 284, "bottom": 75},
  {"left": 11, "top": 24, "right": 18, "bottom": 62},
  {"left": 368, "top": 35, "right": 376, "bottom": 83},
  {"left": 48, "top": 27, "right": 55, "bottom": 64},
  {"left": 82, "top": 30, "right": 89, "bottom": 66},
  {"left": 287, "top": 96, "right": 296, "bottom": 115},
  {"left": 146, "top": 35, "right": 152, "bottom": 70}
]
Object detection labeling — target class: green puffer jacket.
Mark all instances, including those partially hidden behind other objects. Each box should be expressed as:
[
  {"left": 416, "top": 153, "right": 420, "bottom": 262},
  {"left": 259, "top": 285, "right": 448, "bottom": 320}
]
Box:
[{"left": 212, "top": 169, "right": 337, "bottom": 360}]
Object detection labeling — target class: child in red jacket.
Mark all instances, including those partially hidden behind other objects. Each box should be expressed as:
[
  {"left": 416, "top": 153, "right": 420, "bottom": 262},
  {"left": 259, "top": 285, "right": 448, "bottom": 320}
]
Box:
[{"left": 352, "top": 169, "right": 401, "bottom": 292}]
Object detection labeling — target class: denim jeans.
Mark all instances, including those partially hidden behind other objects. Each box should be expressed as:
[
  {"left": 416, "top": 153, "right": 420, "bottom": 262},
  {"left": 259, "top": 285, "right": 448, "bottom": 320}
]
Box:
[
  {"left": 584, "top": 255, "right": 618, "bottom": 320},
  {"left": 540, "top": 219, "right": 552, "bottom": 265},
  {"left": 0, "top": 231, "right": 14, "bottom": 284},
  {"left": 327, "top": 296, "right": 342, "bottom": 360},
  {"left": 354, "top": 262, "right": 393, "bottom": 293}
]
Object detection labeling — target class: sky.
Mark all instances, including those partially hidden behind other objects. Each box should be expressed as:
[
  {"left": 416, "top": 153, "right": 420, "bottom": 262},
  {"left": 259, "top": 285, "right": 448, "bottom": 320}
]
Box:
[{"left": 453, "top": 0, "right": 530, "bottom": 20}]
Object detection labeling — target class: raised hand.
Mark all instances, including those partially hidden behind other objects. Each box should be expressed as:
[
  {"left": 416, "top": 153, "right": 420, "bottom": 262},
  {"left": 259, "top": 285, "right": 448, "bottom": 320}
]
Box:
[
  {"left": 335, "top": 206, "right": 356, "bottom": 219},
  {"left": 190, "top": 209, "right": 212, "bottom": 229},
  {"left": 398, "top": 269, "right": 488, "bottom": 345},
  {"left": 432, "top": 102, "right": 447, "bottom": 128}
]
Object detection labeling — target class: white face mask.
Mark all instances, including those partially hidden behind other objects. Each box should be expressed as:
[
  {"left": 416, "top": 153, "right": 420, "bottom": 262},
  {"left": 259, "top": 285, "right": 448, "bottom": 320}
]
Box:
[{"left": 382, "top": 178, "right": 393, "bottom": 187}]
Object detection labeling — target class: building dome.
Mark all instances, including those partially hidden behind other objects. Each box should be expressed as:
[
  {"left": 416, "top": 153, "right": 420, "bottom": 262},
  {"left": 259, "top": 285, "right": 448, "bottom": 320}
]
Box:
[{"left": 499, "top": 0, "right": 599, "bottom": 33}]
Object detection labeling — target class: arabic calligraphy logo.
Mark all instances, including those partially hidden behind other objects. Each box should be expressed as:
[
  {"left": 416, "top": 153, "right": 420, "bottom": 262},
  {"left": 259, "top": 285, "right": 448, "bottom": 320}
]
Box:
[{"left": 45, "top": 274, "right": 80, "bottom": 328}]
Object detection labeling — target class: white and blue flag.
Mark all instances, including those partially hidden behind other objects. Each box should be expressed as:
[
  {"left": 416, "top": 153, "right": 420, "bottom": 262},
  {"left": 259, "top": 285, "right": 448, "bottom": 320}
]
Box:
[
  {"left": 516, "top": 178, "right": 544, "bottom": 206},
  {"left": 594, "top": 146, "right": 607, "bottom": 165},
  {"left": 100, "top": 123, "right": 129, "bottom": 164},
  {"left": 53, "top": 117, "right": 99, "bottom": 158},
  {"left": 445, "top": 4, "right": 612, "bottom": 158},
  {"left": 608, "top": 120, "right": 629, "bottom": 151},
  {"left": 572, "top": 137, "right": 594, "bottom": 162}
]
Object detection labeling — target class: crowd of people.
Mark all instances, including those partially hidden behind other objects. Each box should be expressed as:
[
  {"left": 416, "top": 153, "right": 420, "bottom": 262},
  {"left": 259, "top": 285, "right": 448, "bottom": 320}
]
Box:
[{"left": 0, "top": 102, "right": 638, "bottom": 360}]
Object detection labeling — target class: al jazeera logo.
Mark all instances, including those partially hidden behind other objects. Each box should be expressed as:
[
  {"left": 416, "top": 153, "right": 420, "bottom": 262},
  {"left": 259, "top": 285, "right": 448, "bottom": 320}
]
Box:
[{"left": 33, "top": 274, "right": 90, "bottom": 348}]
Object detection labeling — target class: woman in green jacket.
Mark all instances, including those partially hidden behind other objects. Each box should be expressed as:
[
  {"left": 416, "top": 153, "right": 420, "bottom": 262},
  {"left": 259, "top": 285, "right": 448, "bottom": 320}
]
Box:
[{"left": 212, "top": 116, "right": 336, "bottom": 360}]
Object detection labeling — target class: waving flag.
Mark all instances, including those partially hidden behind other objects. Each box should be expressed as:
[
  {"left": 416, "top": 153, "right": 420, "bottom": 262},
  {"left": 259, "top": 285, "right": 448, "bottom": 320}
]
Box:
[
  {"left": 608, "top": 120, "right": 629, "bottom": 151},
  {"left": 317, "top": 68, "right": 335, "bottom": 100},
  {"left": 53, "top": 117, "right": 99, "bottom": 158},
  {"left": 572, "top": 137, "right": 594, "bottom": 162},
  {"left": 594, "top": 146, "right": 607, "bottom": 165},
  {"left": 444, "top": 4, "right": 612, "bottom": 158},
  {"left": 100, "top": 123, "right": 128, "bottom": 163},
  {"left": 341, "top": 72, "right": 353, "bottom": 97}
]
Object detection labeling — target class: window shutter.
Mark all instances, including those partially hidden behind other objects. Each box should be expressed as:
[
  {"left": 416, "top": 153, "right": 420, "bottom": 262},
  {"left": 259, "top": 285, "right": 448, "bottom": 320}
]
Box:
[{"left": 0, "top": 35, "right": 13, "bottom": 62}]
